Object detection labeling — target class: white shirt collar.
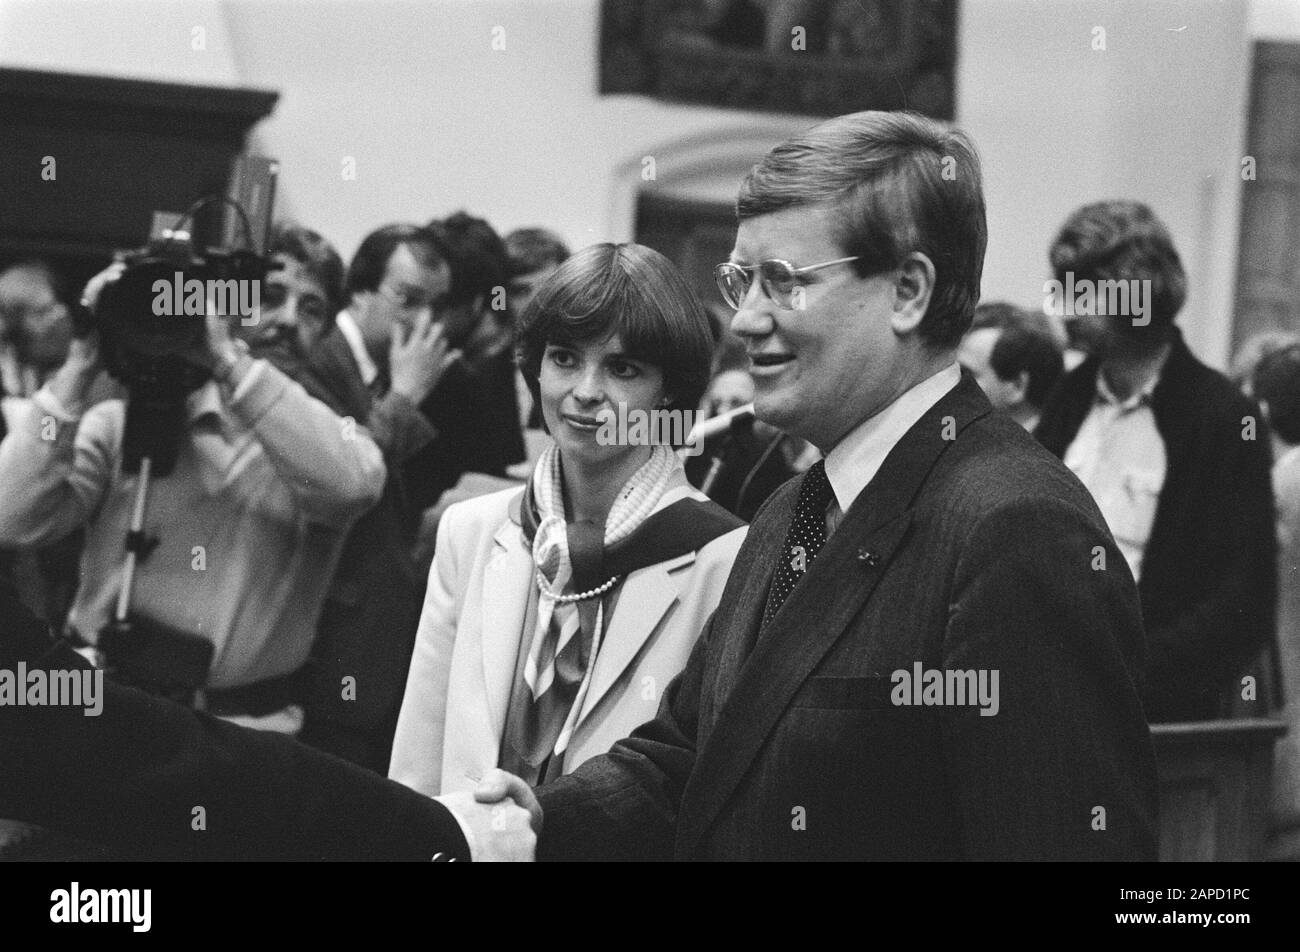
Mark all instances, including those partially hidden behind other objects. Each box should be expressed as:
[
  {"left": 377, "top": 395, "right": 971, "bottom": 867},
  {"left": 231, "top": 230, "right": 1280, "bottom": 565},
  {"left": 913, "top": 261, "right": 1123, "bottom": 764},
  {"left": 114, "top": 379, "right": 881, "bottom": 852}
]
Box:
[
  {"left": 823, "top": 362, "right": 961, "bottom": 516},
  {"left": 334, "top": 310, "right": 379, "bottom": 387}
]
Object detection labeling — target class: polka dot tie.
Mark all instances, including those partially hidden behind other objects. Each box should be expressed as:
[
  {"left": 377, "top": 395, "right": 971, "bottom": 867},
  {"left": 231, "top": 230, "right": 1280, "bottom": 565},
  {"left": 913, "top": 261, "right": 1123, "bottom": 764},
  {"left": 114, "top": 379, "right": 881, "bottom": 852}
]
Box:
[{"left": 760, "top": 459, "right": 835, "bottom": 635}]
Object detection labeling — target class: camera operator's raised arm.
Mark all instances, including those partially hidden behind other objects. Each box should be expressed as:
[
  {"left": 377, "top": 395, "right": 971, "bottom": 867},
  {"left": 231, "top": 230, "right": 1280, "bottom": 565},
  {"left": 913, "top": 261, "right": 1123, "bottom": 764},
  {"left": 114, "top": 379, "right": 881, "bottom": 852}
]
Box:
[{"left": 213, "top": 346, "right": 386, "bottom": 529}]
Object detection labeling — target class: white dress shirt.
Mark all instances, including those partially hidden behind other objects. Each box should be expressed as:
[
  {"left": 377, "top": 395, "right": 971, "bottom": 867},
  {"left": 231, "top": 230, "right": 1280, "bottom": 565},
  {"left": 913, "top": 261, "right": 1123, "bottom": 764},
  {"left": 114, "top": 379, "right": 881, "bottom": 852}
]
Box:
[
  {"left": 823, "top": 362, "right": 962, "bottom": 535},
  {"left": 1063, "top": 368, "right": 1167, "bottom": 582},
  {"left": 335, "top": 310, "right": 380, "bottom": 388},
  {"left": 0, "top": 359, "right": 385, "bottom": 690}
]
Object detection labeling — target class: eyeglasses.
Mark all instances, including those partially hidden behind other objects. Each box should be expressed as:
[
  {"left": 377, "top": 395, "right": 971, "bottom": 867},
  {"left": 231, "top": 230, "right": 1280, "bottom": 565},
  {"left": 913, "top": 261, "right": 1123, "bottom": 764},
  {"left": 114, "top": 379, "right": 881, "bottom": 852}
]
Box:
[
  {"left": 714, "top": 256, "right": 861, "bottom": 311},
  {"left": 378, "top": 283, "right": 445, "bottom": 314}
]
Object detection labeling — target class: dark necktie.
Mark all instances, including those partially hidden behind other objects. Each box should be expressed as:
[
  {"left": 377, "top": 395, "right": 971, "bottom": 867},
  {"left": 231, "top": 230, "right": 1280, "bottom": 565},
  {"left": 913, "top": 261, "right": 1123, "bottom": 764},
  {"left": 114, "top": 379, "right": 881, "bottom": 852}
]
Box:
[{"left": 760, "top": 460, "right": 834, "bottom": 633}]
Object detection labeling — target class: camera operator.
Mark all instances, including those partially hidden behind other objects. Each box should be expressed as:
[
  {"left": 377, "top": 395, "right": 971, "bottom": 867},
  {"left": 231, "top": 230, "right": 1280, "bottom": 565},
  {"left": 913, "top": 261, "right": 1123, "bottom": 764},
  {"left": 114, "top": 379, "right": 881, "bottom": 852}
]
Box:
[{"left": 0, "top": 250, "right": 385, "bottom": 734}]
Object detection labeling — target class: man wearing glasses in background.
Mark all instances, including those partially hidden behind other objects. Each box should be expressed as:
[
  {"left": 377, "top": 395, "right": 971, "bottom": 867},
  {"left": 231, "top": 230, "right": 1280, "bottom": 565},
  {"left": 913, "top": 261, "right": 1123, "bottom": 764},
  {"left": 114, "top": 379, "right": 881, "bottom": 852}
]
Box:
[
  {"left": 476, "top": 109, "right": 1159, "bottom": 861},
  {"left": 299, "top": 223, "right": 463, "bottom": 771}
]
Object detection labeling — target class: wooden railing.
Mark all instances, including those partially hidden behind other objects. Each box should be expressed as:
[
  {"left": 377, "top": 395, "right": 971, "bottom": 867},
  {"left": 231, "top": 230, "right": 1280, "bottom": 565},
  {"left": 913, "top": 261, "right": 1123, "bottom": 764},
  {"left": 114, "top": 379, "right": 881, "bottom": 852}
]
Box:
[{"left": 1151, "top": 719, "right": 1288, "bottom": 861}]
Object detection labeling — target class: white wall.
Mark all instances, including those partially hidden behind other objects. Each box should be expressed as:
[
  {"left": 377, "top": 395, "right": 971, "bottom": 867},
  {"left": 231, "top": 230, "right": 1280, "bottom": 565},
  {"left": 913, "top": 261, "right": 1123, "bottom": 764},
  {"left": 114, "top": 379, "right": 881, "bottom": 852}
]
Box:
[
  {"left": 1250, "top": 0, "right": 1300, "bottom": 39},
  {"left": 0, "top": 0, "right": 1274, "bottom": 367},
  {"left": 960, "top": 0, "right": 1253, "bottom": 367}
]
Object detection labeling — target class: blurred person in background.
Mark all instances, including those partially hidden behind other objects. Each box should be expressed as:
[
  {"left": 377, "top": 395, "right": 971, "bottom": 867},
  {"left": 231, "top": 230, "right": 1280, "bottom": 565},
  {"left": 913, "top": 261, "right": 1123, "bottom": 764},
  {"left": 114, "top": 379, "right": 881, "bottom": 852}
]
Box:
[
  {"left": 0, "top": 260, "right": 102, "bottom": 630},
  {"left": 1231, "top": 329, "right": 1300, "bottom": 399},
  {"left": 958, "top": 301, "right": 1065, "bottom": 432},
  {"left": 506, "top": 227, "right": 571, "bottom": 430},
  {"left": 410, "top": 212, "right": 526, "bottom": 509},
  {"left": 0, "top": 260, "right": 76, "bottom": 410},
  {"left": 406, "top": 213, "right": 530, "bottom": 570},
  {"left": 1251, "top": 343, "right": 1300, "bottom": 859},
  {"left": 1036, "top": 200, "right": 1276, "bottom": 722}
]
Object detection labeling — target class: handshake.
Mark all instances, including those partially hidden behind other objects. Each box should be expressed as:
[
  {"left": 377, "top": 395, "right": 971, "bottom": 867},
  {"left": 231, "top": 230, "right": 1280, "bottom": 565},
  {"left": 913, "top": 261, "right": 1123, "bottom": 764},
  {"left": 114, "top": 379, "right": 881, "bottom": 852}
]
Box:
[{"left": 434, "top": 769, "right": 542, "bottom": 862}]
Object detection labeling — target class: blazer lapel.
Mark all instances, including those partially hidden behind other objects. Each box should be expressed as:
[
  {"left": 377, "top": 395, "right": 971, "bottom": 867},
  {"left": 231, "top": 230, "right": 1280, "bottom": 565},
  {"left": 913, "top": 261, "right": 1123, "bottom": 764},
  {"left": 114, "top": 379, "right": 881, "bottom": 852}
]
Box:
[
  {"left": 308, "top": 330, "right": 373, "bottom": 420},
  {"left": 576, "top": 552, "right": 692, "bottom": 724},
  {"left": 479, "top": 518, "right": 534, "bottom": 739},
  {"left": 677, "top": 373, "right": 992, "bottom": 853}
]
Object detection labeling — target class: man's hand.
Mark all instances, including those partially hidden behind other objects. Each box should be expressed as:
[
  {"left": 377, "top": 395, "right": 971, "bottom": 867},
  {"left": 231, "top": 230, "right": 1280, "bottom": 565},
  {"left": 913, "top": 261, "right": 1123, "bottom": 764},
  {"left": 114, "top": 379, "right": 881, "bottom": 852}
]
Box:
[
  {"left": 46, "top": 265, "right": 117, "bottom": 410},
  {"left": 390, "top": 311, "right": 459, "bottom": 405},
  {"left": 434, "top": 786, "right": 536, "bottom": 862},
  {"left": 474, "top": 768, "right": 543, "bottom": 833}
]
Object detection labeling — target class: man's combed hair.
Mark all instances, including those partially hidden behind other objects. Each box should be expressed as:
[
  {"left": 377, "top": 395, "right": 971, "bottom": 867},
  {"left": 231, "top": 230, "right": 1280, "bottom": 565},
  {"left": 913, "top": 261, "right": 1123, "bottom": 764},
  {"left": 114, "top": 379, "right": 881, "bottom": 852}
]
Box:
[
  {"left": 515, "top": 242, "right": 714, "bottom": 428},
  {"left": 505, "top": 228, "right": 571, "bottom": 276},
  {"left": 736, "top": 110, "right": 987, "bottom": 348},
  {"left": 991, "top": 326, "right": 1065, "bottom": 410},
  {"left": 1049, "top": 200, "right": 1187, "bottom": 336},
  {"left": 344, "top": 223, "right": 449, "bottom": 299},
  {"left": 427, "top": 211, "right": 511, "bottom": 307},
  {"left": 269, "top": 223, "right": 346, "bottom": 322}
]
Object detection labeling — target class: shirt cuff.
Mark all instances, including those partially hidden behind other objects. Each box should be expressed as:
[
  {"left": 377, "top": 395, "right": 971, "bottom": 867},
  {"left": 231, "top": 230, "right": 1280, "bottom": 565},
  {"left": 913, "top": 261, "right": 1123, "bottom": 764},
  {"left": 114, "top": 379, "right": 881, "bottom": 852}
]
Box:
[{"left": 433, "top": 795, "right": 478, "bottom": 861}]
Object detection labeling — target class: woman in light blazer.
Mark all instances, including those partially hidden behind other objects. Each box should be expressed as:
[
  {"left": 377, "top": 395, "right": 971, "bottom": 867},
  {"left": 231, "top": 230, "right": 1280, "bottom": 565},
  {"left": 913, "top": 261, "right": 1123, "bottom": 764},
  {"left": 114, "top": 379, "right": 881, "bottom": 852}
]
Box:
[{"left": 389, "top": 243, "right": 747, "bottom": 796}]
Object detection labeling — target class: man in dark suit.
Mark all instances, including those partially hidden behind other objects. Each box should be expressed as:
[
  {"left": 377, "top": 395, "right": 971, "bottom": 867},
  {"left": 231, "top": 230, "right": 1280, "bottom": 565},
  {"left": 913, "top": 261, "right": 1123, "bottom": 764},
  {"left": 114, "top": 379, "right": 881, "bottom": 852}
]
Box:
[{"left": 477, "top": 110, "right": 1159, "bottom": 860}]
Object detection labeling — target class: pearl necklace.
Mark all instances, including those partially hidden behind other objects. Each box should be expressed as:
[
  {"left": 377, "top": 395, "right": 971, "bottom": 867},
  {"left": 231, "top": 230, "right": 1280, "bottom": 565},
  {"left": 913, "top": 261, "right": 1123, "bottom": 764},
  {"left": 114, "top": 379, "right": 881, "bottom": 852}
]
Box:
[{"left": 535, "top": 569, "right": 621, "bottom": 603}]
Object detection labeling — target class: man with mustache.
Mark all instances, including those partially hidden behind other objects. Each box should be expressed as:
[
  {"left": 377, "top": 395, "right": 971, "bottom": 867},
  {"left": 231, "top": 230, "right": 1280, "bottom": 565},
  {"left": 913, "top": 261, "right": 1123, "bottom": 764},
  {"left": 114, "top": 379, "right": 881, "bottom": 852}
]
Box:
[{"left": 0, "top": 226, "right": 385, "bottom": 734}]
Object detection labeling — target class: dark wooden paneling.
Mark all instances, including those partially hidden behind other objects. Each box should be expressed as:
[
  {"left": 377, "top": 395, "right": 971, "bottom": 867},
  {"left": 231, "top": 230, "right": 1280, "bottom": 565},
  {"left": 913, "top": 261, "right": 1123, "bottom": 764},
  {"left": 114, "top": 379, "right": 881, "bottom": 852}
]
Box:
[
  {"left": 0, "top": 68, "right": 278, "bottom": 290},
  {"left": 1152, "top": 719, "right": 1287, "bottom": 862}
]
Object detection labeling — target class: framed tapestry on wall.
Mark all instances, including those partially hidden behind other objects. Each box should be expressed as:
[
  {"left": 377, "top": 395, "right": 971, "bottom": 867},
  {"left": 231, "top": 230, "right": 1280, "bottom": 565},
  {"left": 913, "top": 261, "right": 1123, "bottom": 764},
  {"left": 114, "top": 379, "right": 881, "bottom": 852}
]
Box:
[{"left": 599, "top": 0, "right": 958, "bottom": 118}]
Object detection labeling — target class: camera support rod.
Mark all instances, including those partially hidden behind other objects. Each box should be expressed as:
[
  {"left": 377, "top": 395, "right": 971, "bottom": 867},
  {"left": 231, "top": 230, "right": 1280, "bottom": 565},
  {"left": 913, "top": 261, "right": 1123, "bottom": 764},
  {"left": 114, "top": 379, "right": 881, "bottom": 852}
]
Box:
[{"left": 114, "top": 455, "right": 153, "bottom": 624}]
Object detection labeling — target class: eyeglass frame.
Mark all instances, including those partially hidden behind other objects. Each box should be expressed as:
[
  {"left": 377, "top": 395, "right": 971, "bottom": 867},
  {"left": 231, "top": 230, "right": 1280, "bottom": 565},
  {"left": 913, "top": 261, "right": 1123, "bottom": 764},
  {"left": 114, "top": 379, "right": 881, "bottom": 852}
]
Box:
[{"left": 713, "top": 255, "right": 862, "bottom": 311}]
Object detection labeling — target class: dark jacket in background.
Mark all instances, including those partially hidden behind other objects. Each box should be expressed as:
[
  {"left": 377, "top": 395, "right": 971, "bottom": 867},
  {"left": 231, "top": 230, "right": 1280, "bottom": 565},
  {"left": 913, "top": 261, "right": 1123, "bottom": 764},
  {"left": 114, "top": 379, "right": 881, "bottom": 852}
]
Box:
[
  {"left": 1035, "top": 328, "right": 1277, "bottom": 722},
  {"left": 684, "top": 423, "right": 799, "bottom": 523},
  {"left": 296, "top": 328, "right": 436, "bottom": 772},
  {"left": 406, "top": 348, "right": 525, "bottom": 514},
  {"left": 0, "top": 575, "right": 469, "bottom": 861}
]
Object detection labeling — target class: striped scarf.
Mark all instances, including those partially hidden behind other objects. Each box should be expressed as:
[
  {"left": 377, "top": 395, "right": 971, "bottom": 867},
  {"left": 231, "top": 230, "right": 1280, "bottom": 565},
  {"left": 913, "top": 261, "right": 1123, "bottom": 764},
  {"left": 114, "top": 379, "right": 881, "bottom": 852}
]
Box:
[{"left": 524, "top": 442, "right": 677, "bottom": 758}]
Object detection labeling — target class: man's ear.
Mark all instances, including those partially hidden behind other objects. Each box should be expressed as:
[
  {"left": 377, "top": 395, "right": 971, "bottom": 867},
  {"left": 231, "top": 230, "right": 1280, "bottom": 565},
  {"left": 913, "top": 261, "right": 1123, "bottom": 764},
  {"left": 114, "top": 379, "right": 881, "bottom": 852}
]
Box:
[{"left": 889, "top": 252, "right": 936, "bottom": 336}]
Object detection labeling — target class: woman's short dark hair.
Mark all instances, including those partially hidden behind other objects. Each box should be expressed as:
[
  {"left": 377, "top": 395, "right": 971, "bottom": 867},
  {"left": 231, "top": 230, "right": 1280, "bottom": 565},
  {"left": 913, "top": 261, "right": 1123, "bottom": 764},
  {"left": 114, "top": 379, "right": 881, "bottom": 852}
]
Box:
[
  {"left": 1049, "top": 200, "right": 1187, "bottom": 340},
  {"left": 269, "top": 223, "right": 346, "bottom": 321},
  {"left": 736, "top": 109, "right": 987, "bottom": 349},
  {"left": 515, "top": 243, "right": 714, "bottom": 433}
]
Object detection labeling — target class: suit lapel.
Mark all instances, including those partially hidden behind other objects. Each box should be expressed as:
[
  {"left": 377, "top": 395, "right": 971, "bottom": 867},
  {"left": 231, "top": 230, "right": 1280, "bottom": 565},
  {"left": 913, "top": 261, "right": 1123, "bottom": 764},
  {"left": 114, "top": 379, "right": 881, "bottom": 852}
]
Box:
[
  {"left": 677, "top": 373, "right": 993, "bottom": 853},
  {"left": 576, "top": 553, "right": 692, "bottom": 724},
  {"left": 308, "top": 330, "right": 373, "bottom": 420}
]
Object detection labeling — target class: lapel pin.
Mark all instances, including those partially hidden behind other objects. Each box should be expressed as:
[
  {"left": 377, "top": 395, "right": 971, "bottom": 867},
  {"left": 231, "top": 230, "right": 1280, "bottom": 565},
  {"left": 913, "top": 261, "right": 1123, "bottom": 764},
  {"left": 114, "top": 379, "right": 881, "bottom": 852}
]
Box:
[{"left": 857, "top": 548, "right": 878, "bottom": 567}]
